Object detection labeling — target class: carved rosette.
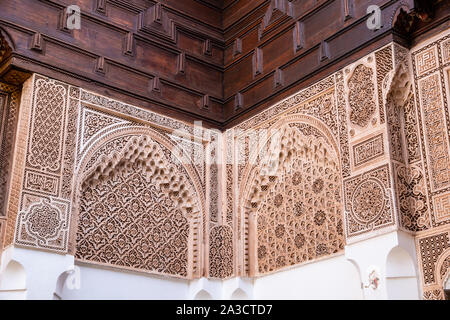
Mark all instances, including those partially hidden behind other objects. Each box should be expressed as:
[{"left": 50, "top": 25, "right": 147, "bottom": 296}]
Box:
[
  {"left": 344, "top": 165, "right": 394, "bottom": 239},
  {"left": 16, "top": 195, "right": 70, "bottom": 252},
  {"left": 351, "top": 179, "right": 386, "bottom": 224}
]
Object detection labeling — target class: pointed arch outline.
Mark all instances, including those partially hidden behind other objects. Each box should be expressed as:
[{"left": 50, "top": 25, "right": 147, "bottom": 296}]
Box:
[
  {"left": 238, "top": 113, "right": 342, "bottom": 276},
  {"left": 239, "top": 114, "right": 341, "bottom": 210},
  {"left": 70, "top": 124, "right": 206, "bottom": 279}
]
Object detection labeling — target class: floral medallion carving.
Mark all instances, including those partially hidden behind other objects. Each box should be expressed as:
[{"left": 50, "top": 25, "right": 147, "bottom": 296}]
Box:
[
  {"left": 351, "top": 179, "right": 385, "bottom": 224},
  {"left": 25, "top": 200, "right": 62, "bottom": 240},
  {"left": 245, "top": 123, "right": 344, "bottom": 275},
  {"left": 209, "top": 225, "right": 234, "bottom": 278},
  {"left": 312, "top": 178, "right": 324, "bottom": 194},
  {"left": 16, "top": 194, "right": 70, "bottom": 252},
  {"left": 344, "top": 165, "right": 394, "bottom": 239}
]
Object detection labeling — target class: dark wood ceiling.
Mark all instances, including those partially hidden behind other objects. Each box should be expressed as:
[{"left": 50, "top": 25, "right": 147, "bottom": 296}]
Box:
[{"left": 0, "top": 0, "right": 448, "bottom": 129}]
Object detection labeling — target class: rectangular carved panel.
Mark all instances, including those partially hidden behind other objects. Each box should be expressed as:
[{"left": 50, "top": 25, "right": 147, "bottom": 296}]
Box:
[
  {"left": 26, "top": 76, "right": 68, "bottom": 174},
  {"left": 415, "top": 46, "right": 438, "bottom": 77},
  {"left": 343, "top": 164, "right": 394, "bottom": 239},
  {"left": 416, "top": 229, "right": 450, "bottom": 300},
  {"left": 418, "top": 73, "right": 450, "bottom": 192},
  {"left": 24, "top": 170, "right": 59, "bottom": 196},
  {"left": 353, "top": 134, "right": 384, "bottom": 167},
  {"left": 15, "top": 192, "right": 70, "bottom": 252},
  {"left": 433, "top": 192, "right": 450, "bottom": 223}
]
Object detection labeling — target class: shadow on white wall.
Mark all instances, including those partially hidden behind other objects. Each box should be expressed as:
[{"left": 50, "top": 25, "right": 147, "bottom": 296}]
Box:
[
  {"left": 385, "top": 246, "right": 419, "bottom": 300},
  {"left": 230, "top": 288, "right": 249, "bottom": 300},
  {"left": 194, "top": 289, "right": 213, "bottom": 300},
  {"left": 0, "top": 260, "right": 27, "bottom": 300}
]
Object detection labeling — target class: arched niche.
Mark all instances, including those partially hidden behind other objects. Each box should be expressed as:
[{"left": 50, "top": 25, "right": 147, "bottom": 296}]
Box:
[
  {"left": 194, "top": 289, "right": 212, "bottom": 300},
  {"left": 385, "top": 246, "right": 419, "bottom": 300},
  {"left": 230, "top": 288, "right": 249, "bottom": 300},
  {"left": 71, "top": 126, "right": 205, "bottom": 280},
  {"left": 239, "top": 115, "right": 344, "bottom": 277},
  {"left": 0, "top": 260, "right": 26, "bottom": 299},
  {"left": 53, "top": 268, "right": 80, "bottom": 300}
]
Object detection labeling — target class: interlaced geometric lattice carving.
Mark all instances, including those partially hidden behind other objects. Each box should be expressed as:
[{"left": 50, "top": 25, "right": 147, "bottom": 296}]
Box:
[
  {"left": 76, "top": 135, "right": 199, "bottom": 278},
  {"left": 418, "top": 73, "right": 450, "bottom": 192},
  {"left": 245, "top": 124, "right": 344, "bottom": 275},
  {"left": 209, "top": 225, "right": 234, "bottom": 278},
  {"left": 77, "top": 162, "right": 189, "bottom": 277},
  {"left": 27, "top": 78, "right": 67, "bottom": 173}
]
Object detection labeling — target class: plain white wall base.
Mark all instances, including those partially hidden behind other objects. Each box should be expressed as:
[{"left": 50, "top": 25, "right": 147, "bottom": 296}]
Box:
[{"left": 0, "top": 231, "right": 422, "bottom": 300}]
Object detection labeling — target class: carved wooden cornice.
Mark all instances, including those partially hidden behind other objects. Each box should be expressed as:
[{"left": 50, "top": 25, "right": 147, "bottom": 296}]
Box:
[{"left": 0, "top": 0, "right": 447, "bottom": 129}]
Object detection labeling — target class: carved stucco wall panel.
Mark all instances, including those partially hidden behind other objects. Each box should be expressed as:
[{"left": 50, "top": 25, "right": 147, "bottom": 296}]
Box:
[
  {"left": 394, "top": 162, "right": 432, "bottom": 232},
  {"left": 411, "top": 30, "right": 450, "bottom": 300},
  {"left": 0, "top": 81, "right": 21, "bottom": 254},
  {"left": 343, "top": 164, "right": 396, "bottom": 240},
  {"left": 10, "top": 75, "right": 79, "bottom": 253},
  {"left": 76, "top": 152, "right": 192, "bottom": 278},
  {"left": 236, "top": 112, "right": 344, "bottom": 276},
  {"left": 416, "top": 228, "right": 450, "bottom": 300},
  {"left": 344, "top": 54, "right": 379, "bottom": 139},
  {"left": 1, "top": 31, "right": 448, "bottom": 290},
  {"left": 6, "top": 74, "right": 212, "bottom": 279}
]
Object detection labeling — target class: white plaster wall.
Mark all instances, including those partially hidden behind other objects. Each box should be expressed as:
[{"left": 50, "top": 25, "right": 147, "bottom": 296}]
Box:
[
  {"left": 0, "top": 231, "right": 421, "bottom": 300},
  {"left": 252, "top": 255, "right": 364, "bottom": 300},
  {"left": 0, "top": 247, "right": 27, "bottom": 300},
  {"left": 385, "top": 246, "right": 419, "bottom": 300},
  {"left": 189, "top": 277, "right": 253, "bottom": 300},
  {"left": 0, "top": 246, "right": 74, "bottom": 300},
  {"left": 59, "top": 264, "right": 190, "bottom": 300},
  {"left": 346, "top": 230, "right": 420, "bottom": 300}
]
